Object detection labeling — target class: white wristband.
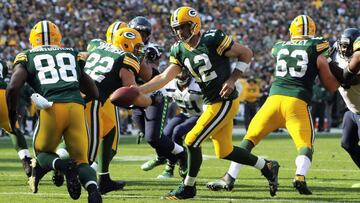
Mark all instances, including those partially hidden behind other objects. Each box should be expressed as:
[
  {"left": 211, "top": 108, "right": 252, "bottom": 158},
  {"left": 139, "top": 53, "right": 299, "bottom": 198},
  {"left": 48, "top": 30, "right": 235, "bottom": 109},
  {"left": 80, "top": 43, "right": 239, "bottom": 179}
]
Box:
[{"left": 235, "top": 61, "right": 250, "bottom": 72}]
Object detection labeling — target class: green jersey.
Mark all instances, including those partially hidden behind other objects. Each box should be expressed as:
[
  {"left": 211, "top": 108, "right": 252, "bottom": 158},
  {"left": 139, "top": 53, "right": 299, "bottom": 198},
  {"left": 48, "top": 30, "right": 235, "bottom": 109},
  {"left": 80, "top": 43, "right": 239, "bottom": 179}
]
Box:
[
  {"left": 13, "top": 46, "right": 85, "bottom": 104},
  {"left": 269, "top": 37, "right": 329, "bottom": 103},
  {"left": 0, "top": 60, "right": 8, "bottom": 89},
  {"left": 170, "top": 29, "right": 235, "bottom": 104},
  {"left": 87, "top": 39, "right": 105, "bottom": 52},
  {"left": 84, "top": 43, "right": 140, "bottom": 103}
]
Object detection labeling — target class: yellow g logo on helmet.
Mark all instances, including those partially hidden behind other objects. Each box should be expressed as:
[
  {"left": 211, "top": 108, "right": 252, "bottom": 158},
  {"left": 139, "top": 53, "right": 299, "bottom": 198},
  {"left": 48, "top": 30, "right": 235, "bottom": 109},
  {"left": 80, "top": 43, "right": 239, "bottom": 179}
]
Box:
[
  {"left": 289, "top": 15, "right": 316, "bottom": 40},
  {"left": 29, "top": 20, "right": 62, "bottom": 48},
  {"left": 113, "top": 27, "right": 143, "bottom": 54},
  {"left": 106, "top": 21, "right": 127, "bottom": 44},
  {"left": 124, "top": 32, "right": 136, "bottom": 40}
]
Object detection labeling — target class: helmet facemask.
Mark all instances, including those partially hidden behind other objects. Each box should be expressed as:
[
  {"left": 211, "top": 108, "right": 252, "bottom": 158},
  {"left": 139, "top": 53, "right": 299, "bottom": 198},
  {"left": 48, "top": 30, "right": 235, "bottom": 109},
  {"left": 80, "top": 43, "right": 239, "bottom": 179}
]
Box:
[
  {"left": 172, "top": 22, "right": 196, "bottom": 43},
  {"left": 338, "top": 37, "right": 352, "bottom": 58}
]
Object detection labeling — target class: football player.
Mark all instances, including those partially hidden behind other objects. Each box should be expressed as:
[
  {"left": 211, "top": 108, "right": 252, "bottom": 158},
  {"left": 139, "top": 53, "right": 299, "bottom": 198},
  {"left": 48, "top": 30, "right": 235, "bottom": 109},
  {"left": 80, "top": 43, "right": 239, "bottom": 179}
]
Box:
[
  {"left": 82, "top": 27, "right": 154, "bottom": 194},
  {"left": 6, "top": 20, "right": 102, "bottom": 203},
  {"left": 128, "top": 16, "right": 188, "bottom": 176},
  {"left": 137, "top": 7, "right": 280, "bottom": 199},
  {"left": 0, "top": 59, "right": 32, "bottom": 178},
  {"left": 157, "top": 69, "right": 203, "bottom": 179},
  {"left": 55, "top": 21, "right": 129, "bottom": 193},
  {"left": 328, "top": 28, "right": 360, "bottom": 187},
  {"left": 207, "top": 15, "right": 339, "bottom": 195}
]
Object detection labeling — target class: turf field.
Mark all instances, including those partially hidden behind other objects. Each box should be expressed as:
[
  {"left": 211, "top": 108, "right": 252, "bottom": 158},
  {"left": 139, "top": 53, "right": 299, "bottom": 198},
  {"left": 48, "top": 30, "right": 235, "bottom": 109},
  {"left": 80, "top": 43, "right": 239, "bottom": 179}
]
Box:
[{"left": 0, "top": 132, "right": 359, "bottom": 203}]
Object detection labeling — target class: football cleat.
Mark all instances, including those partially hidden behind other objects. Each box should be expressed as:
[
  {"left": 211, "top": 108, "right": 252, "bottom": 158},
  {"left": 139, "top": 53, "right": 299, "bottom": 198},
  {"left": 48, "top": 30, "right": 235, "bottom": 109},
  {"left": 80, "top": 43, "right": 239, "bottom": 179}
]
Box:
[
  {"left": 64, "top": 160, "right": 82, "bottom": 200},
  {"left": 52, "top": 169, "right": 64, "bottom": 187},
  {"left": 140, "top": 157, "right": 166, "bottom": 171},
  {"left": 157, "top": 164, "right": 174, "bottom": 179},
  {"left": 293, "top": 175, "right": 312, "bottom": 195},
  {"left": 28, "top": 158, "right": 50, "bottom": 193},
  {"left": 98, "top": 178, "right": 126, "bottom": 195},
  {"left": 206, "top": 173, "right": 235, "bottom": 191},
  {"left": 88, "top": 189, "right": 103, "bottom": 203},
  {"left": 261, "top": 160, "right": 280, "bottom": 197},
  {"left": 21, "top": 157, "right": 32, "bottom": 178},
  {"left": 163, "top": 183, "right": 196, "bottom": 200}
]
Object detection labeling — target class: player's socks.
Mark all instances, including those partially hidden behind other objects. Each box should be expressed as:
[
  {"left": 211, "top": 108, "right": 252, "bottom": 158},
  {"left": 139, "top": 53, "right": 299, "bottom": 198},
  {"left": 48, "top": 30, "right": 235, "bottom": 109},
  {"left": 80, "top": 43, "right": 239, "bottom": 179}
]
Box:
[
  {"left": 227, "top": 161, "right": 243, "bottom": 179},
  {"left": 98, "top": 128, "right": 116, "bottom": 173},
  {"left": 295, "top": 155, "right": 311, "bottom": 176},
  {"left": 187, "top": 146, "right": 202, "bottom": 177},
  {"left": 223, "top": 146, "right": 258, "bottom": 166},
  {"left": 6, "top": 130, "right": 28, "bottom": 151}
]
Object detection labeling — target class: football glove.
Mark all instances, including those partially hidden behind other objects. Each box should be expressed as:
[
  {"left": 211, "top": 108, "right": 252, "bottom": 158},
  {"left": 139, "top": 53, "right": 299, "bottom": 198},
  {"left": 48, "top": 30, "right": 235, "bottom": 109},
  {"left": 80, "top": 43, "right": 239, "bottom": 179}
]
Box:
[
  {"left": 150, "top": 91, "right": 164, "bottom": 105},
  {"left": 31, "top": 93, "right": 53, "bottom": 109},
  {"left": 145, "top": 44, "right": 163, "bottom": 63}
]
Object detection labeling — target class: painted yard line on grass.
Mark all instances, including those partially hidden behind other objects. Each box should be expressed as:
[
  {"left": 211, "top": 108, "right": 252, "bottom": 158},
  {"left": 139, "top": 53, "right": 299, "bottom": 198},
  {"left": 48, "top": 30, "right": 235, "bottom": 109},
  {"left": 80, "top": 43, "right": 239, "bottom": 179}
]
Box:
[{"left": 0, "top": 192, "right": 338, "bottom": 202}]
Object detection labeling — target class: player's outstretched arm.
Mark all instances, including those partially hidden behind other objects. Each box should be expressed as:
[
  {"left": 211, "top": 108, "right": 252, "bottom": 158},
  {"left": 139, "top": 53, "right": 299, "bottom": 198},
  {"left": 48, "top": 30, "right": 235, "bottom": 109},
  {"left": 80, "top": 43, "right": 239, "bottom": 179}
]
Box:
[
  {"left": 139, "top": 63, "right": 182, "bottom": 94},
  {"left": 317, "top": 55, "right": 340, "bottom": 91},
  {"left": 6, "top": 64, "right": 28, "bottom": 131},
  {"left": 349, "top": 51, "right": 360, "bottom": 74},
  {"left": 79, "top": 70, "right": 99, "bottom": 101}
]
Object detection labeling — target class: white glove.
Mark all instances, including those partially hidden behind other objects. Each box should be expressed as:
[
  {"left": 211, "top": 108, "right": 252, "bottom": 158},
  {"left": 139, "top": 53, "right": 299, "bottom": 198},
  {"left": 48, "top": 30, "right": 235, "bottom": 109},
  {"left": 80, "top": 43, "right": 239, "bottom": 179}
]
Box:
[{"left": 31, "top": 93, "right": 53, "bottom": 109}]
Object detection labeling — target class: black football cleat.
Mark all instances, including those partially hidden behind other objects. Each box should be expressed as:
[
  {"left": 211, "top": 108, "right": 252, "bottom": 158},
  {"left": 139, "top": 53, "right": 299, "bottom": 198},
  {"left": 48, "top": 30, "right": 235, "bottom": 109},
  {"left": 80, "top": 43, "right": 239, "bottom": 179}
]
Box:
[
  {"left": 88, "top": 189, "right": 102, "bottom": 203},
  {"left": 52, "top": 169, "right": 64, "bottom": 187},
  {"left": 21, "top": 157, "right": 32, "bottom": 178},
  {"left": 163, "top": 183, "right": 196, "bottom": 200},
  {"left": 293, "top": 175, "right": 312, "bottom": 195},
  {"left": 65, "top": 160, "right": 82, "bottom": 200},
  {"left": 99, "top": 178, "right": 126, "bottom": 195},
  {"left": 261, "top": 160, "right": 280, "bottom": 197}
]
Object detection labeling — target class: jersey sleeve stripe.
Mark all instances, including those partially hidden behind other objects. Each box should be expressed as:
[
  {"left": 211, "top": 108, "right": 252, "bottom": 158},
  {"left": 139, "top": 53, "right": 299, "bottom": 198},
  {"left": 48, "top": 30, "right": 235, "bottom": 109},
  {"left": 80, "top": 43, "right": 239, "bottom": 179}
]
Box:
[
  {"left": 217, "top": 35, "right": 232, "bottom": 55},
  {"left": 123, "top": 56, "right": 140, "bottom": 73},
  {"left": 316, "top": 42, "right": 329, "bottom": 52},
  {"left": 170, "top": 56, "right": 181, "bottom": 65},
  {"left": 13, "top": 53, "right": 28, "bottom": 65}
]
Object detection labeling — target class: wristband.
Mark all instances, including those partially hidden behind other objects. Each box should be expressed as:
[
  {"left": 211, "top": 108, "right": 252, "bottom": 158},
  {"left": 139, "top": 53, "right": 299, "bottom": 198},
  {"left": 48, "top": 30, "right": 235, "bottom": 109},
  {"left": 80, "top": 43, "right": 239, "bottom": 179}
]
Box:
[{"left": 235, "top": 61, "right": 250, "bottom": 72}]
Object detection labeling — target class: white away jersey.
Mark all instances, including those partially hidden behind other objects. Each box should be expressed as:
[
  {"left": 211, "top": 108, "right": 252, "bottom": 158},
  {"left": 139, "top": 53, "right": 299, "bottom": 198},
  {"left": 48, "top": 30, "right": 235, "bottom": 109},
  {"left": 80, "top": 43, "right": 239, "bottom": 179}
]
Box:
[
  {"left": 332, "top": 46, "right": 360, "bottom": 113},
  {"left": 164, "top": 78, "right": 203, "bottom": 117}
]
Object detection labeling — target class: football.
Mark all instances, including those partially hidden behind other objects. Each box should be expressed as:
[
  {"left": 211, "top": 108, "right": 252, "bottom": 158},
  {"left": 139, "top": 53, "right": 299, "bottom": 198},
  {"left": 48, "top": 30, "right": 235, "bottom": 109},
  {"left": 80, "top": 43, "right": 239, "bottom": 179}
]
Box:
[{"left": 110, "top": 86, "right": 140, "bottom": 107}]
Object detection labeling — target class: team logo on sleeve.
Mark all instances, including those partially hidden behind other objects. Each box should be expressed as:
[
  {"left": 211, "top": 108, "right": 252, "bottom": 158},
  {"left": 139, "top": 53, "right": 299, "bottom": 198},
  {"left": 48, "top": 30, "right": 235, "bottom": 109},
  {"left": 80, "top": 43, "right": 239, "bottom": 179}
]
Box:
[
  {"left": 188, "top": 9, "right": 197, "bottom": 17},
  {"left": 124, "top": 32, "right": 136, "bottom": 40}
]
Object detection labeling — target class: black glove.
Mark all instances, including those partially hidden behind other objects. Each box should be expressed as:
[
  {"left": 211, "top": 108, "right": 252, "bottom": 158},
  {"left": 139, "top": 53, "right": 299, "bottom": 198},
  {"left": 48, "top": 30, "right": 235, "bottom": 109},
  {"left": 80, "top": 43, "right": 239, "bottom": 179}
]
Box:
[
  {"left": 145, "top": 44, "right": 162, "bottom": 63},
  {"left": 150, "top": 91, "right": 163, "bottom": 105}
]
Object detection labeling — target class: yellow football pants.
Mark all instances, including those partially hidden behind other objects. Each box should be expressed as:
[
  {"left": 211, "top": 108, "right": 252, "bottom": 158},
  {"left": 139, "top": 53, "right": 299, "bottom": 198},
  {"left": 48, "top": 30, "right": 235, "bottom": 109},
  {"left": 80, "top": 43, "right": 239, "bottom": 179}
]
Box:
[
  {"left": 0, "top": 89, "right": 11, "bottom": 132},
  {"left": 245, "top": 95, "right": 314, "bottom": 151},
  {"left": 85, "top": 100, "right": 116, "bottom": 162},
  {"left": 185, "top": 96, "right": 241, "bottom": 158},
  {"left": 33, "top": 103, "right": 89, "bottom": 164}
]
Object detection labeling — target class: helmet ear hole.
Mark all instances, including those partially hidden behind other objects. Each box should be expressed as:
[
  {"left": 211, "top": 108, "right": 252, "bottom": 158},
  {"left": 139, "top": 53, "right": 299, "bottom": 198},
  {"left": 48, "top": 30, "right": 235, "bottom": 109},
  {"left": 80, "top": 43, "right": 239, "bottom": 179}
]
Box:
[{"left": 124, "top": 44, "right": 129, "bottom": 49}]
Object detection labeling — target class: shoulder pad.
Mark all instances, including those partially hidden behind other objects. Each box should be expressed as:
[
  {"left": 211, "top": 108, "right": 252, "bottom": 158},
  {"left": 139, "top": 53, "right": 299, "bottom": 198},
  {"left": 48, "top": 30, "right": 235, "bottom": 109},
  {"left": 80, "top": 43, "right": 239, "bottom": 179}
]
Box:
[{"left": 13, "top": 51, "right": 28, "bottom": 65}]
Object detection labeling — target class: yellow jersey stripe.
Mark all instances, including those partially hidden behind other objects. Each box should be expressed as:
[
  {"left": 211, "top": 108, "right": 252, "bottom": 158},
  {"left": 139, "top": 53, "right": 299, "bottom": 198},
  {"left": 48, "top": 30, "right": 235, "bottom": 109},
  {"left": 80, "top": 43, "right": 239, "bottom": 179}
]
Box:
[
  {"left": 169, "top": 56, "right": 181, "bottom": 65},
  {"left": 123, "top": 56, "right": 140, "bottom": 73},
  {"left": 217, "top": 35, "right": 232, "bottom": 55},
  {"left": 316, "top": 42, "right": 329, "bottom": 52}
]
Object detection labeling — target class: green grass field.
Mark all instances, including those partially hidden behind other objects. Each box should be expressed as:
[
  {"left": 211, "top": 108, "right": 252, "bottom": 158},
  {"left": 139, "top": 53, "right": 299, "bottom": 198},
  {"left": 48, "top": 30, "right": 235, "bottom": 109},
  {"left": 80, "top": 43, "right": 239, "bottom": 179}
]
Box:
[{"left": 0, "top": 133, "right": 360, "bottom": 203}]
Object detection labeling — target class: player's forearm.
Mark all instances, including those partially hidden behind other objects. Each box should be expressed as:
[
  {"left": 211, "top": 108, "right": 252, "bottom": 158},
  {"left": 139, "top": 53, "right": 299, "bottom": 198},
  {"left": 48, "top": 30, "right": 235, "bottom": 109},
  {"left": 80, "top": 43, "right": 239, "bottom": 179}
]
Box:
[
  {"left": 133, "top": 93, "right": 152, "bottom": 107},
  {"left": 228, "top": 69, "right": 243, "bottom": 83},
  {"left": 139, "top": 74, "right": 168, "bottom": 94},
  {"left": 349, "top": 52, "right": 360, "bottom": 74}
]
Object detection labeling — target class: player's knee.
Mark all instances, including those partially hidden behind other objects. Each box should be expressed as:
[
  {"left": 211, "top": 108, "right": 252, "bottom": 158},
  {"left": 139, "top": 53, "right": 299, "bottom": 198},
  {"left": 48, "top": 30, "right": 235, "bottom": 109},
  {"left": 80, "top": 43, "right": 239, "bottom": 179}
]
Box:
[{"left": 215, "top": 148, "right": 232, "bottom": 159}]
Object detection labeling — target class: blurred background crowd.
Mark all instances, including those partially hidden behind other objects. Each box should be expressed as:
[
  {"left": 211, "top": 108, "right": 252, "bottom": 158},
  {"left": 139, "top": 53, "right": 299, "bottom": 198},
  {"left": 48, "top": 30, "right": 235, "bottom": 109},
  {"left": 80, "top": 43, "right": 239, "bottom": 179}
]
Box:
[{"left": 0, "top": 0, "right": 359, "bottom": 135}]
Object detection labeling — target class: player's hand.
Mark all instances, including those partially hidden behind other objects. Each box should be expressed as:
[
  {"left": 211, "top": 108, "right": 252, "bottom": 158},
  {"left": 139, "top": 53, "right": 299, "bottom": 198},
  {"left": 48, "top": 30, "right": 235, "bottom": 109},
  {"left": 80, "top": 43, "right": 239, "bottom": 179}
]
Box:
[{"left": 220, "top": 78, "right": 236, "bottom": 98}]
